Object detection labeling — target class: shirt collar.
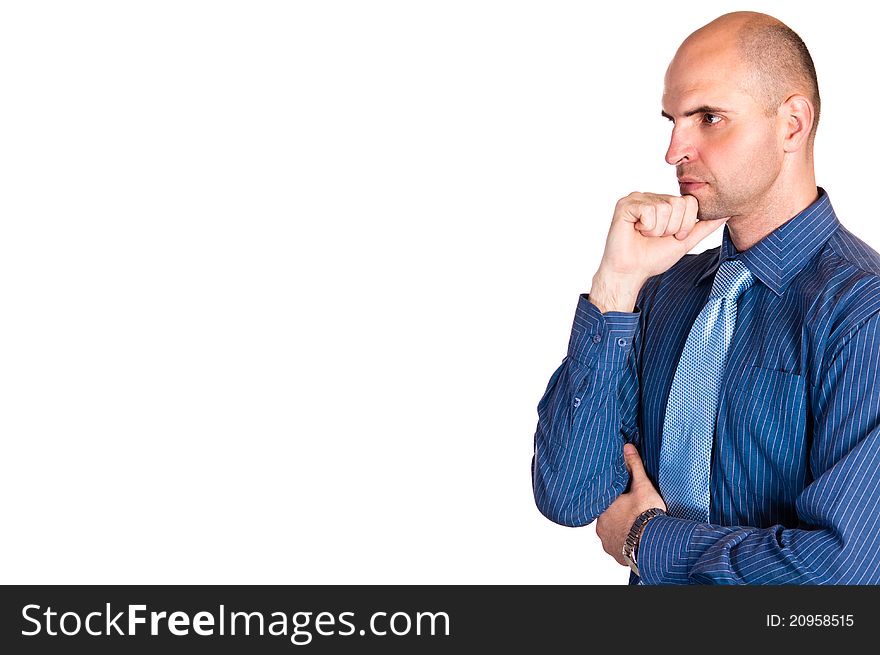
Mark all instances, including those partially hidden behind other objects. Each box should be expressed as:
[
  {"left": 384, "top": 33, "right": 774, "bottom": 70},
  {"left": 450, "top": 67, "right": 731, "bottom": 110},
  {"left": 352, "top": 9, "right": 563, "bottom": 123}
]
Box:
[{"left": 694, "top": 187, "right": 840, "bottom": 296}]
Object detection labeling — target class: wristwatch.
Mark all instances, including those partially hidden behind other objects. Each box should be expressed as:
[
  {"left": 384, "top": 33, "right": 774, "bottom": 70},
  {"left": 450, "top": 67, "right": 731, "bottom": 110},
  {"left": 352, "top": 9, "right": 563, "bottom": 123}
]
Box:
[{"left": 622, "top": 507, "right": 666, "bottom": 578}]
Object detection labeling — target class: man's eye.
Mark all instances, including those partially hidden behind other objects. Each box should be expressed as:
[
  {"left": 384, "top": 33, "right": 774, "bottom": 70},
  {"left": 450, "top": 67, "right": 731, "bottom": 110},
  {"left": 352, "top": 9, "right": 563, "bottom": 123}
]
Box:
[{"left": 703, "top": 113, "right": 722, "bottom": 125}]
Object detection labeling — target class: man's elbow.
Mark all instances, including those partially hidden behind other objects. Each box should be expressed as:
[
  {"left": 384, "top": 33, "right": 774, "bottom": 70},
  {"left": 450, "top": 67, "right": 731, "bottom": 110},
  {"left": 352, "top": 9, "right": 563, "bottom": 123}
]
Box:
[
  {"left": 532, "top": 462, "right": 628, "bottom": 527},
  {"left": 532, "top": 480, "right": 603, "bottom": 527},
  {"left": 534, "top": 493, "right": 596, "bottom": 527}
]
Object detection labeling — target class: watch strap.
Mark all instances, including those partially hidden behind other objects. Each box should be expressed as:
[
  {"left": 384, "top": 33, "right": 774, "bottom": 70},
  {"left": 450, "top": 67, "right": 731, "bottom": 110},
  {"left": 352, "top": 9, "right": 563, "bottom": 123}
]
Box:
[{"left": 622, "top": 507, "right": 666, "bottom": 578}]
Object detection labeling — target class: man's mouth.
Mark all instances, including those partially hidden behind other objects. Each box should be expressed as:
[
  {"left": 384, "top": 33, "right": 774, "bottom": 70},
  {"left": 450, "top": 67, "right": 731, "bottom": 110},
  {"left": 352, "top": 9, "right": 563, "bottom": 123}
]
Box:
[{"left": 678, "top": 178, "right": 707, "bottom": 193}]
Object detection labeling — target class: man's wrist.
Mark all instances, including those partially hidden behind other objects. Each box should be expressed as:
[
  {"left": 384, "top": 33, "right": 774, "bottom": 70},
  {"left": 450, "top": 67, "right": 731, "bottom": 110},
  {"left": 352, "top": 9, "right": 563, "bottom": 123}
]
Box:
[
  {"left": 622, "top": 507, "right": 667, "bottom": 577},
  {"left": 589, "top": 271, "right": 645, "bottom": 314}
]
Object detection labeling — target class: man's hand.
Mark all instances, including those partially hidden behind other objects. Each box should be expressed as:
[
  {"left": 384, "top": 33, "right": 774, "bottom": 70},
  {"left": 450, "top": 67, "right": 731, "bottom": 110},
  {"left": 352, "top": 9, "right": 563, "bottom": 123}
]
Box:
[
  {"left": 599, "top": 192, "right": 730, "bottom": 282},
  {"left": 588, "top": 193, "right": 729, "bottom": 314},
  {"left": 596, "top": 443, "right": 667, "bottom": 566}
]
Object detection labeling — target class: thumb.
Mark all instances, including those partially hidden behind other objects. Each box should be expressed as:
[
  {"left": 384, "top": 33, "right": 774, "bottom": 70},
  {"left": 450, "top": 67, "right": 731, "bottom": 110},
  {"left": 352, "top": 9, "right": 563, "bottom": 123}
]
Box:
[
  {"left": 623, "top": 443, "right": 648, "bottom": 481},
  {"left": 680, "top": 216, "right": 730, "bottom": 251}
]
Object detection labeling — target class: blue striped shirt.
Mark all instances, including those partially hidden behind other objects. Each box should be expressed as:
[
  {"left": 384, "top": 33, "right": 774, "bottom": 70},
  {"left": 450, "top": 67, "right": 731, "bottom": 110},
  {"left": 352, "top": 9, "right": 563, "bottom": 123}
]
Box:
[{"left": 532, "top": 188, "right": 880, "bottom": 584}]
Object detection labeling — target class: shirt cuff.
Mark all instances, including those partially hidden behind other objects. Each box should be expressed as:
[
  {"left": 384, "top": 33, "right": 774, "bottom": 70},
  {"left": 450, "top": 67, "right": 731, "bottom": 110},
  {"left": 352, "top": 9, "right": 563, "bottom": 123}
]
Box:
[
  {"left": 567, "top": 294, "right": 640, "bottom": 368},
  {"left": 637, "top": 515, "right": 700, "bottom": 585}
]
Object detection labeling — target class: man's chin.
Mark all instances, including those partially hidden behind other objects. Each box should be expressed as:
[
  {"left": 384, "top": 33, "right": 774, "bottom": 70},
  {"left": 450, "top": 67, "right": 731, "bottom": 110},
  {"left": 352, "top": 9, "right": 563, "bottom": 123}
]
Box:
[{"left": 695, "top": 203, "right": 731, "bottom": 221}]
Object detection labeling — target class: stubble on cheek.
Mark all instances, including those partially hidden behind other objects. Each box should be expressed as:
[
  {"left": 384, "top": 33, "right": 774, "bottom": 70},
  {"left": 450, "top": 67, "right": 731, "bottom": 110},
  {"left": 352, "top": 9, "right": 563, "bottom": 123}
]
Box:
[{"left": 694, "top": 186, "right": 729, "bottom": 221}]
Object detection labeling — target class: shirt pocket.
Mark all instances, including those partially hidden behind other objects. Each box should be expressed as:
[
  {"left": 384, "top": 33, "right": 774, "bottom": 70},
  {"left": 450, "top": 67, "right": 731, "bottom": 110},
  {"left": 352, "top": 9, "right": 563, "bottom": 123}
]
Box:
[
  {"left": 721, "top": 365, "right": 809, "bottom": 522},
  {"left": 742, "top": 365, "right": 806, "bottom": 403},
  {"left": 729, "top": 365, "right": 807, "bottom": 432}
]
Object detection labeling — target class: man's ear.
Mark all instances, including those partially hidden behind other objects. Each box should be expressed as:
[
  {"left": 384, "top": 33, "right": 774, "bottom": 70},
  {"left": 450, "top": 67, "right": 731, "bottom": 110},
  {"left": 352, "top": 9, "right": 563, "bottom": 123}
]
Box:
[{"left": 780, "top": 93, "right": 815, "bottom": 154}]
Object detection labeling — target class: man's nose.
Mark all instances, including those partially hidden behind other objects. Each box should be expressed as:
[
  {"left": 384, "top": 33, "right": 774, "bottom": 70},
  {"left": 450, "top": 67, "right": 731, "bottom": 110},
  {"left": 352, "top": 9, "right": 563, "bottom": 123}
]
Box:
[{"left": 665, "top": 126, "right": 696, "bottom": 166}]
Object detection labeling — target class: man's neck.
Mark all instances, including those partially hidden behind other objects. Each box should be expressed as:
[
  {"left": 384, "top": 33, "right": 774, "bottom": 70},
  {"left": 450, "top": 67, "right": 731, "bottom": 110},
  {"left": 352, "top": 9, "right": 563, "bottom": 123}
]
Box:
[{"left": 726, "top": 177, "right": 818, "bottom": 252}]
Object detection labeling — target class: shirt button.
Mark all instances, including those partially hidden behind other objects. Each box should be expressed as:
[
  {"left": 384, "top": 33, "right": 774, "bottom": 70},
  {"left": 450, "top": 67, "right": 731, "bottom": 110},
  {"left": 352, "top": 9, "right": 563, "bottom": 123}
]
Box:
[
  {"left": 592, "top": 334, "right": 602, "bottom": 344},
  {"left": 573, "top": 397, "right": 581, "bottom": 408},
  {"left": 617, "top": 338, "right": 627, "bottom": 346}
]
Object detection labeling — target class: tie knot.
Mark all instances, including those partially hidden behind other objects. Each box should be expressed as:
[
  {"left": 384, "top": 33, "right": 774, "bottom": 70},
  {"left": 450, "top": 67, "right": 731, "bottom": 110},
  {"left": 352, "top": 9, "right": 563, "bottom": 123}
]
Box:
[{"left": 710, "top": 259, "right": 754, "bottom": 301}]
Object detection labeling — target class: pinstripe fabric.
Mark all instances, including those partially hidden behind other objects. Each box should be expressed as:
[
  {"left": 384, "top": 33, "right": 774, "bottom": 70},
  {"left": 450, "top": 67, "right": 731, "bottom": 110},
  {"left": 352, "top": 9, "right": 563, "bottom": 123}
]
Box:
[{"left": 531, "top": 188, "right": 880, "bottom": 584}]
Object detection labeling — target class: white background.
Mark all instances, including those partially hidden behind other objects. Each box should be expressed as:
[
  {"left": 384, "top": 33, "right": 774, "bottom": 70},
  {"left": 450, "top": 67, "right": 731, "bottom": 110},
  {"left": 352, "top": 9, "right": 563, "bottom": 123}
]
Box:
[{"left": 1, "top": 1, "right": 877, "bottom": 584}]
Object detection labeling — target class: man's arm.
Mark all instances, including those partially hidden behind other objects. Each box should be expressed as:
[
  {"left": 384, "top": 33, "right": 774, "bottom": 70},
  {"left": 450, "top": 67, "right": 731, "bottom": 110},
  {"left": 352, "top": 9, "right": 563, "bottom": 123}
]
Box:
[
  {"left": 532, "top": 193, "right": 727, "bottom": 527},
  {"left": 531, "top": 286, "right": 645, "bottom": 527},
  {"left": 635, "top": 311, "right": 880, "bottom": 584}
]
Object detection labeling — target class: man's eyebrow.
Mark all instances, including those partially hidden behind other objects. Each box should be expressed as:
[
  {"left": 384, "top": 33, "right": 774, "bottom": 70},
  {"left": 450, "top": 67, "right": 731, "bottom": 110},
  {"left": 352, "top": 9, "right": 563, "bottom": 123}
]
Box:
[{"left": 661, "top": 106, "right": 731, "bottom": 121}]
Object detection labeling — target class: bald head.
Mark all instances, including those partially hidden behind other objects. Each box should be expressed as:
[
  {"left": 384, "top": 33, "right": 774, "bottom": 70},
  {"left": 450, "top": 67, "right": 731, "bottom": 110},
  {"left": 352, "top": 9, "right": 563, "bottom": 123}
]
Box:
[{"left": 677, "top": 12, "right": 821, "bottom": 148}]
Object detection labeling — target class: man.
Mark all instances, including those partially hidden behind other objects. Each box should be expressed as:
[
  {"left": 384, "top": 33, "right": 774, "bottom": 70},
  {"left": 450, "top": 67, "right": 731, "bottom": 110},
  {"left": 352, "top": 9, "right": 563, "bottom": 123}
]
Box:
[{"left": 531, "top": 11, "right": 880, "bottom": 584}]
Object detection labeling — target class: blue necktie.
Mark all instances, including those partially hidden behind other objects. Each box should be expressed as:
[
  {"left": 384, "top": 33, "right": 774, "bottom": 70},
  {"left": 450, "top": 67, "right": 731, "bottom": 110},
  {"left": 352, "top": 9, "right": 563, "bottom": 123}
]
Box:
[{"left": 658, "top": 258, "right": 754, "bottom": 522}]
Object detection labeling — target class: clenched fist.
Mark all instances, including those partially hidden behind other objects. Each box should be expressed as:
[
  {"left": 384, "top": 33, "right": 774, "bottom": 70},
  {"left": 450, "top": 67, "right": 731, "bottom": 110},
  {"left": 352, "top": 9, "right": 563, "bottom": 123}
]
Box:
[{"left": 589, "top": 193, "right": 729, "bottom": 313}]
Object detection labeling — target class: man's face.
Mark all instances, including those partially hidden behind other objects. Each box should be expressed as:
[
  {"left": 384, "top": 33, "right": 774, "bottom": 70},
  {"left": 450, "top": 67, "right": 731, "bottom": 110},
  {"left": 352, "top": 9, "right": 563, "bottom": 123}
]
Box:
[{"left": 661, "top": 42, "right": 783, "bottom": 220}]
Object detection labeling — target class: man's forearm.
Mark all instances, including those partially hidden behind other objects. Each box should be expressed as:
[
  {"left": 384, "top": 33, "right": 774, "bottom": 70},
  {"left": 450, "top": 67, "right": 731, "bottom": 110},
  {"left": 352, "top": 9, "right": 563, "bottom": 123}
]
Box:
[
  {"left": 636, "top": 515, "right": 874, "bottom": 584},
  {"left": 532, "top": 294, "right": 643, "bottom": 527}
]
